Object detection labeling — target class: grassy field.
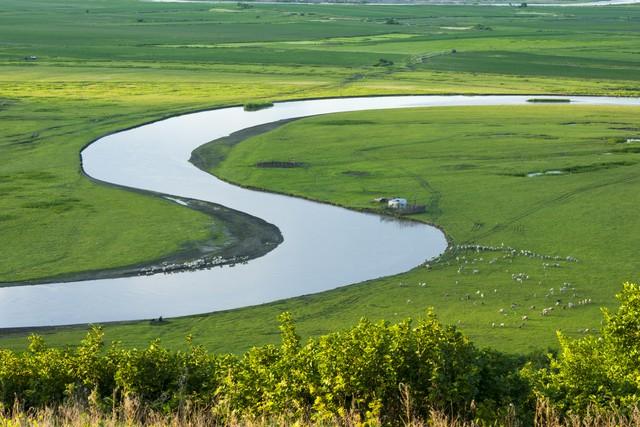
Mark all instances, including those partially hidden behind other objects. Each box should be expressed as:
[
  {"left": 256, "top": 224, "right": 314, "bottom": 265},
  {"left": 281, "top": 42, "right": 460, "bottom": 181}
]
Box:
[
  {"left": 194, "top": 104, "right": 640, "bottom": 353},
  {"left": 1, "top": 0, "right": 640, "bottom": 351},
  {"left": 5, "top": 105, "right": 640, "bottom": 354}
]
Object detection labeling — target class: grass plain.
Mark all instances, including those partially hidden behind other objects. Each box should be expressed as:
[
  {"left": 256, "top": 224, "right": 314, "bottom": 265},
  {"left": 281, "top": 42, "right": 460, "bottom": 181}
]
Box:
[
  {"left": 1, "top": 0, "right": 640, "bottom": 352},
  {"left": 201, "top": 105, "right": 640, "bottom": 352}
]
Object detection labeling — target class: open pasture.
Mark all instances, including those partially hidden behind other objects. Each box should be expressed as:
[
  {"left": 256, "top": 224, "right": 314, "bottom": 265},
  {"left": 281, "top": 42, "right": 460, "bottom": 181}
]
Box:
[
  {"left": 4, "top": 105, "right": 640, "bottom": 354},
  {"left": 197, "top": 104, "right": 640, "bottom": 352}
]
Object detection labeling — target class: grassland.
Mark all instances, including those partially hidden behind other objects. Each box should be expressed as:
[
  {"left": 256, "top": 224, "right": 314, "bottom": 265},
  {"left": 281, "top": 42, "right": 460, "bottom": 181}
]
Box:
[
  {"left": 5, "top": 105, "right": 640, "bottom": 354},
  {"left": 192, "top": 104, "right": 640, "bottom": 352},
  {"left": 1, "top": 0, "right": 640, "bottom": 351}
]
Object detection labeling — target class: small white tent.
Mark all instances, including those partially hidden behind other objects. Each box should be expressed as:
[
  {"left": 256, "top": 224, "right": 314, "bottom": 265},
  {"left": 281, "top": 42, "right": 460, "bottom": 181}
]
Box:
[{"left": 388, "top": 198, "right": 407, "bottom": 209}]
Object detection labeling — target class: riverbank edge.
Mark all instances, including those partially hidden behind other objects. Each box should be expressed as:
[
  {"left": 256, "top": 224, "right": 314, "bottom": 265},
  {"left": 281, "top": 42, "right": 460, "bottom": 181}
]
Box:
[{"left": 0, "top": 185, "right": 283, "bottom": 287}]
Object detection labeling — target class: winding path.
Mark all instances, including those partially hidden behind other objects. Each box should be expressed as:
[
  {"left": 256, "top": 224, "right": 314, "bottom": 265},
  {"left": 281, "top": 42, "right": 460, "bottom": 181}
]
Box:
[{"left": 1, "top": 95, "right": 638, "bottom": 328}]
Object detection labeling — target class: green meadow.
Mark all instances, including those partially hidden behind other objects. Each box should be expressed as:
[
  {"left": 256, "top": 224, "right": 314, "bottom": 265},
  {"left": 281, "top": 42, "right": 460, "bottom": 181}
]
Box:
[
  {"left": 191, "top": 105, "right": 640, "bottom": 353},
  {"left": 5, "top": 105, "right": 640, "bottom": 354},
  {"left": 1, "top": 0, "right": 640, "bottom": 352}
]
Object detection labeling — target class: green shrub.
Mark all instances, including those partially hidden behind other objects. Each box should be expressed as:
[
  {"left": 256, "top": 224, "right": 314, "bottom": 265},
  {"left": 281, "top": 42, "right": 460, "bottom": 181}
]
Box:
[
  {"left": 243, "top": 101, "right": 274, "bottom": 112},
  {"left": 526, "top": 282, "right": 640, "bottom": 415},
  {"left": 0, "top": 311, "right": 535, "bottom": 423}
]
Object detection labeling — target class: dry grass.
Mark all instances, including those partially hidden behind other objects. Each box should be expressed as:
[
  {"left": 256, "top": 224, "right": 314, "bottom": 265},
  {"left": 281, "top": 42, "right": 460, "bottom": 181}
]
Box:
[
  {"left": 532, "top": 400, "right": 640, "bottom": 427},
  {"left": 3, "top": 399, "right": 640, "bottom": 427}
]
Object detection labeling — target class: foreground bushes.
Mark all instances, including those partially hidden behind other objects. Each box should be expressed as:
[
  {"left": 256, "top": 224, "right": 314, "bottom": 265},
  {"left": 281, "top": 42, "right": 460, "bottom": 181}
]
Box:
[
  {"left": 526, "top": 282, "right": 640, "bottom": 415},
  {"left": 3, "top": 283, "right": 640, "bottom": 425},
  {"left": 0, "top": 311, "right": 528, "bottom": 424}
]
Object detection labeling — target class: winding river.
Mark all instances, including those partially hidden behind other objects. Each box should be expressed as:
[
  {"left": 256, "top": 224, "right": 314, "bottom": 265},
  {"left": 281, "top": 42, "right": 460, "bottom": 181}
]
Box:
[{"left": 1, "top": 95, "right": 639, "bottom": 328}]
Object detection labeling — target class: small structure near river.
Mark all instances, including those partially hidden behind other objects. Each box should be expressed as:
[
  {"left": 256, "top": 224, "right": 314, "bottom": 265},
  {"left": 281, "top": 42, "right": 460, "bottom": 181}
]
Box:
[
  {"left": 373, "top": 196, "right": 426, "bottom": 215},
  {"left": 388, "top": 198, "right": 408, "bottom": 209}
]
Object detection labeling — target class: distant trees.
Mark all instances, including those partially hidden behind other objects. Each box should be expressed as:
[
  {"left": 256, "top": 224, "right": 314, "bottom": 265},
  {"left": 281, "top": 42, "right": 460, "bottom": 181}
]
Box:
[
  {"left": 374, "top": 58, "right": 394, "bottom": 67},
  {"left": 473, "top": 23, "right": 493, "bottom": 31}
]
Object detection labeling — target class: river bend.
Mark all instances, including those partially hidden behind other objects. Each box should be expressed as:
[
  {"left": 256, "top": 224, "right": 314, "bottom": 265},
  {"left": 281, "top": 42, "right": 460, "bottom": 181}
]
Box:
[{"left": 1, "top": 95, "right": 639, "bottom": 328}]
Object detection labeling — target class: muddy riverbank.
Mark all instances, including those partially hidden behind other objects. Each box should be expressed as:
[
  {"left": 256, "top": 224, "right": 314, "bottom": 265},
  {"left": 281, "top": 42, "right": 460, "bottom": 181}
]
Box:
[{"left": 0, "top": 193, "right": 282, "bottom": 287}]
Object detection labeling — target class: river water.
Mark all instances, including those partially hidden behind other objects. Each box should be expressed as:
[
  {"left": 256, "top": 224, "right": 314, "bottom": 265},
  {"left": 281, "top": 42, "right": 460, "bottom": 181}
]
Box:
[{"left": 1, "top": 95, "right": 638, "bottom": 328}]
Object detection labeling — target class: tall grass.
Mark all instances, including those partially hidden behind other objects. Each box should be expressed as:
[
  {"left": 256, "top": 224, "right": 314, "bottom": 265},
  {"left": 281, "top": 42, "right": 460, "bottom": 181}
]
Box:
[{"left": 3, "top": 399, "right": 640, "bottom": 427}]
